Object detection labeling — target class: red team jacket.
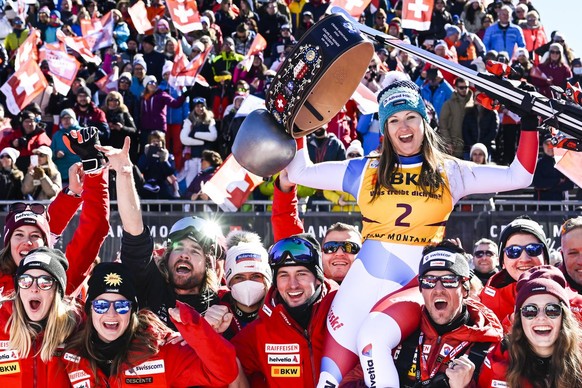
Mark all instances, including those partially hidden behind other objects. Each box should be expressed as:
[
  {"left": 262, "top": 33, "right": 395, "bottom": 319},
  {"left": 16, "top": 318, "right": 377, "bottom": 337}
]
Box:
[{"left": 62, "top": 302, "right": 238, "bottom": 388}]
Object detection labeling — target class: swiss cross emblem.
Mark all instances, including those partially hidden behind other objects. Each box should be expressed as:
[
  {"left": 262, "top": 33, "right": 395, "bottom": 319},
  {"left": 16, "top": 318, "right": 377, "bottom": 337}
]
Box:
[{"left": 275, "top": 94, "right": 287, "bottom": 112}]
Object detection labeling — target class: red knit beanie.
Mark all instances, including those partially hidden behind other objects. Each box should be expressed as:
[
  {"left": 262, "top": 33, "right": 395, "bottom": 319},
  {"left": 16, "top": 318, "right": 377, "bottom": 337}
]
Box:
[
  {"left": 515, "top": 265, "right": 570, "bottom": 313},
  {"left": 3, "top": 211, "right": 51, "bottom": 247}
]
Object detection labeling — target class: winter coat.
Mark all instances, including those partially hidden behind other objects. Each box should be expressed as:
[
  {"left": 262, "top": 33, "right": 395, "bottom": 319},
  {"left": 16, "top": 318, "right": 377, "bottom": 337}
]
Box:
[
  {"left": 439, "top": 90, "right": 474, "bottom": 158},
  {"left": 479, "top": 269, "right": 517, "bottom": 330},
  {"left": 113, "top": 21, "right": 130, "bottom": 51},
  {"left": 158, "top": 80, "right": 190, "bottom": 125},
  {"left": 139, "top": 89, "right": 187, "bottom": 132},
  {"left": 180, "top": 118, "right": 218, "bottom": 158},
  {"left": 532, "top": 154, "right": 574, "bottom": 200},
  {"left": 420, "top": 80, "right": 454, "bottom": 118},
  {"left": 22, "top": 167, "right": 62, "bottom": 200},
  {"left": 462, "top": 105, "right": 499, "bottom": 156},
  {"left": 73, "top": 102, "right": 110, "bottom": 143},
  {"left": 62, "top": 302, "right": 238, "bottom": 388},
  {"left": 477, "top": 340, "right": 535, "bottom": 388},
  {"left": 482, "top": 22, "right": 526, "bottom": 58},
  {"left": 0, "top": 167, "right": 23, "bottom": 200},
  {"left": 231, "top": 282, "right": 337, "bottom": 388}
]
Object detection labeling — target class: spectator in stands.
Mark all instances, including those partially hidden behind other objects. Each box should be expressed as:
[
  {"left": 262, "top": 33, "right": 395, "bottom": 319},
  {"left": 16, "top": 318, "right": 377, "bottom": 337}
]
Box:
[
  {"left": 73, "top": 86, "right": 110, "bottom": 144},
  {"left": 50, "top": 109, "right": 81, "bottom": 182},
  {"left": 138, "top": 130, "right": 178, "bottom": 199},
  {"left": 479, "top": 266, "right": 582, "bottom": 387},
  {"left": 35, "top": 6, "right": 50, "bottom": 42},
  {"left": 288, "top": 0, "right": 306, "bottom": 32},
  {"left": 476, "top": 13, "right": 494, "bottom": 41},
  {"left": 215, "top": 0, "right": 239, "bottom": 39},
  {"left": 300, "top": 0, "right": 327, "bottom": 23},
  {"left": 440, "top": 77, "right": 473, "bottom": 158},
  {"left": 511, "top": 47, "right": 534, "bottom": 81},
  {"left": 141, "top": 34, "right": 165, "bottom": 81},
  {"left": 153, "top": 18, "right": 171, "bottom": 53},
  {"left": 185, "top": 149, "right": 222, "bottom": 200},
  {"left": 512, "top": 3, "right": 528, "bottom": 24},
  {"left": 472, "top": 238, "right": 500, "bottom": 286},
  {"left": 295, "top": 10, "right": 315, "bottom": 39},
  {"left": 469, "top": 142, "right": 489, "bottom": 164},
  {"left": 540, "top": 31, "right": 577, "bottom": 66},
  {"left": 567, "top": 58, "right": 582, "bottom": 85},
  {"left": 102, "top": 91, "right": 138, "bottom": 163},
  {"left": 270, "top": 23, "right": 296, "bottom": 65},
  {"left": 4, "top": 16, "right": 28, "bottom": 57},
  {"left": 532, "top": 43, "right": 572, "bottom": 98},
  {"left": 232, "top": 22, "right": 255, "bottom": 56},
  {"left": 234, "top": 52, "right": 268, "bottom": 96},
  {"left": 321, "top": 223, "right": 362, "bottom": 284},
  {"left": 220, "top": 87, "right": 249, "bottom": 158},
  {"left": 461, "top": 0, "right": 486, "bottom": 34},
  {"left": 373, "top": 8, "right": 389, "bottom": 34},
  {"left": 258, "top": 0, "right": 289, "bottom": 58},
  {"left": 235, "top": 0, "right": 259, "bottom": 29},
  {"left": 44, "top": 10, "right": 62, "bottom": 44},
  {"left": 532, "top": 136, "right": 573, "bottom": 201},
  {"left": 117, "top": 72, "right": 138, "bottom": 120},
  {"left": 462, "top": 92, "right": 499, "bottom": 159},
  {"left": 420, "top": 0, "right": 453, "bottom": 41},
  {"left": 231, "top": 234, "right": 336, "bottom": 386},
  {"left": 482, "top": 5, "right": 525, "bottom": 58},
  {"left": 519, "top": 10, "right": 547, "bottom": 65},
  {"left": 420, "top": 68, "right": 454, "bottom": 117},
  {"left": 559, "top": 218, "right": 582, "bottom": 301},
  {"left": 454, "top": 16, "right": 486, "bottom": 68},
  {"left": 0, "top": 147, "right": 24, "bottom": 200},
  {"left": 22, "top": 146, "right": 61, "bottom": 200},
  {"left": 220, "top": 233, "right": 272, "bottom": 339},
  {"left": 480, "top": 216, "right": 549, "bottom": 328},
  {"left": 180, "top": 97, "right": 218, "bottom": 187}
]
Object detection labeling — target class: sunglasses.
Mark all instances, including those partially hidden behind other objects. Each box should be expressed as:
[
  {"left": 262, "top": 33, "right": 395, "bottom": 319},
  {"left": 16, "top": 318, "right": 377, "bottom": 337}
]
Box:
[
  {"left": 268, "top": 237, "right": 320, "bottom": 267},
  {"left": 347, "top": 153, "right": 362, "bottom": 158},
  {"left": 419, "top": 274, "right": 466, "bottom": 289},
  {"left": 17, "top": 274, "right": 56, "bottom": 291},
  {"left": 108, "top": 98, "right": 120, "bottom": 102},
  {"left": 550, "top": 50, "right": 561, "bottom": 54},
  {"left": 10, "top": 202, "right": 46, "bottom": 215},
  {"left": 92, "top": 299, "right": 133, "bottom": 314},
  {"left": 504, "top": 243, "right": 544, "bottom": 259},
  {"left": 322, "top": 241, "right": 361, "bottom": 254},
  {"left": 119, "top": 79, "right": 130, "bottom": 83},
  {"left": 474, "top": 250, "right": 495, "bottom": 258},
  {"left": 520, "top": 303, "right": 562, "bottom": 320}
]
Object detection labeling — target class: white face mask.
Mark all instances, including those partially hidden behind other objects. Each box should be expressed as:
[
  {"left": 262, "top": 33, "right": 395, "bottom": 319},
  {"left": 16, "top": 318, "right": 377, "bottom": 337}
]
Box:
[
  {"left": 230, "top": 280, "right": 266, "bottom": 307},
  {"left": 573, "top": 67, "right": 582, "bottom": 75}
]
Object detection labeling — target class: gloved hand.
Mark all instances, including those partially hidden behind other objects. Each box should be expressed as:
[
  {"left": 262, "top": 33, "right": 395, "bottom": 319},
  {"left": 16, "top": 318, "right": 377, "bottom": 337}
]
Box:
[{"left": 63, "top": 126, "right": 107, "bottom": 173}]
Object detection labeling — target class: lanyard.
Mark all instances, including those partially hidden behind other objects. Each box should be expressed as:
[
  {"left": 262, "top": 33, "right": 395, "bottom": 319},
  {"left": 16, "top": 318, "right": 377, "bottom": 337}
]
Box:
[{"left": 416, "top": 332, "right": 470, "bottom": 382}]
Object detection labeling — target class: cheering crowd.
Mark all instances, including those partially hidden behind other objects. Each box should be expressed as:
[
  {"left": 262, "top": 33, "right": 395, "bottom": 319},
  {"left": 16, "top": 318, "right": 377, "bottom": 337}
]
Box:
[{"left": 1, "top": 0, "right": 582, "bottom": 387}]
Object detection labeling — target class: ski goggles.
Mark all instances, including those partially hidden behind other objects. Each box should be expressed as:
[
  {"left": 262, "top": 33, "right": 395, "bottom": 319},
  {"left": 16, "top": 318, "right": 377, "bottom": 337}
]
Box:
[
  {"left": 419, "top": 274, "right": 467, "bottom": 290},
  {"left": 473, "top": 250, "right": 496, "bottom": 259},
  {"left": 91, "top": 299, "right": 133, "bottom": 315},
  {"left": 322, "top": 241, "right": 361, "bottom": 254},
  {"left": 17, "top": 274, "right": 56, "bottom": 291},
  {"left": 520, "top": 303, "right": 562, "bottom": 320},
  {"left": 168, "top": 217, "right": 213, "bottom": 244},
  {"left": 268, "top": 237, "right": 320, "bottom": 268},
  {"left": 10, "top": 202, "right": 46, "bottom": 215},
  {"left": 504, "top": 243, "right": 544, "bottom": 259}
]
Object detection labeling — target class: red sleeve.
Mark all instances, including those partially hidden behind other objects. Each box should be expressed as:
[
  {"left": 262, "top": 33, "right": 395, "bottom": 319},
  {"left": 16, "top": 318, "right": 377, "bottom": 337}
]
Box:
[
  {"left": 64, "top": 169, "right": 110, "bottom": 295},
  {"left": 515, "top": 128, "right": 539, "bottom": 174},
  {"left": 47, "top": 191, "right": 82, "bottom": 237},
  {"left": 167, "top": 301, "right": 238, "bottom": 386},
  {"left": 271, "top": 176, "right": 304, "bottom": 242},
  {"left": 231, "top": 322, "right": 265, "bottom": 383}
]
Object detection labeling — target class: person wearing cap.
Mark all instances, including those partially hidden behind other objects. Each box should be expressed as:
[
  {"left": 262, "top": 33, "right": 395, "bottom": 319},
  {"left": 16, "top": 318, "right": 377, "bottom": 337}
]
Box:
[
  {"left": 22, "top": 145, "right": 62, "bottom": 200},
  {"left": 453, "top": 17, "right": 486, "bottom": 68},
  {"left": 153, "top": 18, "right": 171, "bottom": 53},
  {"left": 209, "top": 37, "right": 244, "bottom": 89},
  {"left": 184, "top": 149, "right": 223, "bottom": 200},
  {"left": 231, "top": 233, "right": 338, "bottom": 387},
  {"left": 62, "top": 262, "right": 239, "bottom": 387},
  {"left": 478, "top": 266, "right": 582, "bottom": 387},
  {"left": 0, "top": 146, "right": 24, "bottom": 200},
  {"left": 231, "top": 22, "right": 254, "bottom": 56},
  {"left": 269, "top": 22, "right": 297, "bottom": 65},
  {"left": 130, "top": 55, "right": 147, "bottom": 98},
  {"left": 0, "top": 247, "right": 82, "bottom": 387},
  {"left": 111, "top": 9, "right": 129, "bottom": 51},
  {"left": 215, "top": 0, "right": 239, "bottom": 39},
  {"left": 35, "top": 6, "right": 51, "bottom": 42},
  {"left": 360, "top": 241, "right": 502, "bottom": 388},
  {"left": 295, "top": 10, "right": 314, "bottom": 39},
  {"left": 44, "top": 9, "right": 63, "bottom": 44},
  {"left": 50, "top": 109, "right": 82, "bottom": 181},
  {"left": 519, "top": 10, "right": 546, "bottom": 65},
  {"left": 511, "top": 47, "right": 534, "bottom": 80},
  {"left": 482, "top": 5, "right": 525, "bottom": 58},
  {"left": 532, "top": 134, "right": 573, "bottom": 202},
  {"left": 258, "top": 0, "right": 289, "bottom": 57},
  {"left": 218, "top": 232, "right": 272, "bottom": 339},
  {"left": 101, "top": 91, "right": 139, "bottom": 163},
  {"left": 480, "top": 216, "right": 549, "bottom": 327},
  {"left": 141, "top": 33, "right": 166, "bottom": 81},
  {"left": 4, "top": 16, "right": 29, "bottom": 56},
  {"left": 285, "top": 70, "right": 540, "bottom": 386},
  {"left": 469, "top": 142, "right": 489, "bottom": 165},
  {"left": 73, "top": 86, "right": 110, "bottom": 144},
  {"left": 420, "top": 67, "right": 454, "bottom": 117}
]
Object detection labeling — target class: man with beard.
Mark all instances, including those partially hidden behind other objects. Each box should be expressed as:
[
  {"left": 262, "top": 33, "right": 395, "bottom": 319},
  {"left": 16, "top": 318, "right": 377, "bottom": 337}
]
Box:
[
  {"left": 73, "top": 86, "right": 110, "bottom": 144},
  {"left": 109, "top": 137, "right": 226, "bottom": 331}
]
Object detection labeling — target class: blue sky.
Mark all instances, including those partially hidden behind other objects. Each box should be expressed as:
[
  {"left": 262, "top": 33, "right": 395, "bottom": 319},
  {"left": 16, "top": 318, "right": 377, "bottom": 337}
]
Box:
[{"left": 531, "top": 0, "right": 580, "bottom": 57}]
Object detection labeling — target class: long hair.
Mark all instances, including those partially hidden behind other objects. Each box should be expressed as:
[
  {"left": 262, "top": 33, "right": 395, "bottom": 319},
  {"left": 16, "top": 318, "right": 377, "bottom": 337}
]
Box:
[
  {"left": 0, "top": 245, "right": 17, "bottom": 276},
  {"left": 371, "top": 118, "right": 451, "bottom": 201},
  {"left": 507, "top": 304, "right": 582, "bottom": 388},
  {"left": 65, "top": 309, "right": 171, "bottom": 379},
  {"left": 188, "top": 104, "right": 214, "bottom": 126},
  {"left": 158, "top": 245, "right": 219, "bottom": 293},
  {"left": 6, "top": 290, "right": 80, "bottom": 362}
]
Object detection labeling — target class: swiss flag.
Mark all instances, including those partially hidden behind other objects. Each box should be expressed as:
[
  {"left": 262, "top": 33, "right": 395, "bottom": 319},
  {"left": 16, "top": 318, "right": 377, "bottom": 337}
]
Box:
[
  {"left": 95, "top": 67, "right": 119, "bottom": 94},
  {"left": 82, "top": 12, "right": 115, "bottom": 52},
  {"left": 351, "top": 82, "right": 378, "bottom": 115},
  {"left": 57, "top": 30, "right": 102, "bottom": 65},
  {"left": 128, "top": 0, "right": 153, "bottom": 35},
  {"left": 329, "top": 0, "right": 372, "bottom": 18},
  {"left": 14, "top": 29, "right": 41, "bottom": 72},
  {"left": 201, "top": 155, "right": 264, "bottom": 212},
  {"left": 39, "top": 42, "right": 80, "bottom": 96},
  {"left": 1, "top": 61, "right": 48, "bottom": 115},
  {"left": 167, "top": 0, "right": 201, "bottom": 34},
  {"left": 239, "top": 33, "right": 268, "bottom": 71},
  {"left": 401, "top": 0, "right": 434, "bottom": 31},
  {"left": 169, "top": 39, "right": 210, "bottom": 88}
]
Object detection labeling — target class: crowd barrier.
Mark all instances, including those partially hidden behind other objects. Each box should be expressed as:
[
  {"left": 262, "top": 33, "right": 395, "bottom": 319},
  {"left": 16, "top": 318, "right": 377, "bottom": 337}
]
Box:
[{"left": 1, "top": 200, "right": 580, "bottom": 260}]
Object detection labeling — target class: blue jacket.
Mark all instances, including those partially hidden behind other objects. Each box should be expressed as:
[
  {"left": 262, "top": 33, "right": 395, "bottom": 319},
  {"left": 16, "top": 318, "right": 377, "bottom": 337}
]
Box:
[
  {"left": 420, "top": 81, "right": 454, "bottom": 118},
  {"left": 159, "top": 80, "right": 190, "bottom": 125},
  {"left": 113, "top": 22, "right": 130, "bottom": 51},
  {"left": 482, "top": 22, "right": 525, "bottom": 58}
]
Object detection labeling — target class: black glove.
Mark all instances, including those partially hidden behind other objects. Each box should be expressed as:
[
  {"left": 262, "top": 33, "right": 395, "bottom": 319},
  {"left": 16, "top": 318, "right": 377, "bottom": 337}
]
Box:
[{"left": 63, "top": 126, "right": 107, "bottom": 172}]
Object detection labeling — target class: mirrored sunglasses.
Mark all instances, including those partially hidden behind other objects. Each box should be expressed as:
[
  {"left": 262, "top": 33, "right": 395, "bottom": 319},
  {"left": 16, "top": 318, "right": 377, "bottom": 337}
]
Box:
[
  {"left": 520, "top": 303, "right": 562, "bottom": 320},
  {"left": 17, "top": 274, "right": 56, "bottom": 291},
  {"left": 91, "top": 299, "right": 132, "bottom": 314},
  {"left": 504, "top": 243, "right": 544, "bottom": 259},
  {"left": 419, "top": 274, "right": 466, "bottom": 289},
  {"left": 322, "top": 241, "right": 361, "bottom": 254}
]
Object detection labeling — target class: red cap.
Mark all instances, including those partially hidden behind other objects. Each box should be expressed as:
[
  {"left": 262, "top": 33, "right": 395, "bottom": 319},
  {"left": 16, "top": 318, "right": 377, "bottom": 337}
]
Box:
[
  {"left": 515, "top": 265, "right": 570, "bottom": 313},
  {"left": 3, "top": 211, "right": 51, "bottom": 247}
]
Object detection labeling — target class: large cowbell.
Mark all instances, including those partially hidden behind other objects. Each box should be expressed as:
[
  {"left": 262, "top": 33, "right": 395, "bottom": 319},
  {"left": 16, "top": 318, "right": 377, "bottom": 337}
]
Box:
[{"left": 233, "top": 12, "right": 374, "bottom": 177}]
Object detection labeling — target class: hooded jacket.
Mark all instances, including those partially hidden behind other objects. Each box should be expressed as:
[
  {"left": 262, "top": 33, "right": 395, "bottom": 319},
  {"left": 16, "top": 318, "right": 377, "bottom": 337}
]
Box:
[
  {"left": 479, "top": 269, "right": 517, "bottom": 330},
  {"left": 139, "top": 89, "right": 187, "bottom": 132},
  {"left": 231, "top": 280, "right": 337, "bottom": 388}
]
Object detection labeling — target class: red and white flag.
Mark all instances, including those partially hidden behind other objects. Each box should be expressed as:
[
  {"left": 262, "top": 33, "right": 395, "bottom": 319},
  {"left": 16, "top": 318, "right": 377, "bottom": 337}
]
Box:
[
  {"left": 1, "top": 61, "right": 48, "bottom": 115},
  {"left": 402, "top": 0, "right": 434, "bottom": 31},
  {"left": 39, "top": 42, "right": 80, "bottom": 96},
  {"left": 169, "top": 40, "right": 210, "bottom": 88},
  {"left": 201, "top": 155, "right": 264, "bottom": 212},
  {"left": 239, "top": 33, "right": 267, "bottom": 71},
  {"left": 57, "top": 30, "right": 102, "bottom": 65},
  {"left": 351, "top": 82, "right": 378, "bottom": 115},
  {"left": 128, "top": 0, "right": 153, "bottom": 34},
  {"left": 95, "top": 67, "right": 119, "bottom": 94},
  {"left": 14, "top": 29, "right": 41, "bottom": 72},
  {"left": 167, "top": 0, "right": 201, "bottom": 34},
  {"left": 83, "top": 12, "right": 115, "bottom": 52},
  {"left": 329, "top": 0, "right": 372, "bottom": 18}
]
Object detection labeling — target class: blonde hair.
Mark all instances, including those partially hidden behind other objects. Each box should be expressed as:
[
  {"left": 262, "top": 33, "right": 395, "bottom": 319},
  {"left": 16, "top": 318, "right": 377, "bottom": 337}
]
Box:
[
  {"left": 6, "top": 290, "right": 79, "bottom": 362},
  {"left": 102, "top": 91, "right": 129, "bottom": 113}
]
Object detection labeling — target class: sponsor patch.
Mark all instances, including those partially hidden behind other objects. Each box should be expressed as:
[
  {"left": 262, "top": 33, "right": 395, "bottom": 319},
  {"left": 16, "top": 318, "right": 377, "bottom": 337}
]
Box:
[
  {"left": 271, "top": 366, "right": 300, "bottom": 377},
  {"left": 236, "top": 252, "right": 262, "bottom": 263},
  {"left": 73, "top": 380, "right": 91, "bottom": 388},
  {"left": 491, "top": 380, "right": 508, "bottom": 388},
  {"left": 126, "top": 377, "right": 153, "bottom": 384},
  {"left": 267, "top": 354, "right": 300, "bottom": 364},
  {"left": 422, "top": 251, "right": 456, "bottom": 264},
  {"left": 361, "top": 343, "right": 373, "bottom": 357},
  {"left": 23, "top": 252, "right": 52, "bottom": 265},
  {"left": 0, "top": 341, "right": 9, "bottom": 350},
  {"left": 483, "top": 287, "right": 496, "bottom": 297},
  {"left": 262, "top": 304, "right": 272, "bottom": 317},
  {"left": 0, "top": 361, "right": 20, "bottom": 374},
  {"left": 64, "top": 352, "right": 81, "bottom": 363},
  {"left": 439, "top": 344, "right": 453, "bottom": 357},
  {"left": 429, "top": 260, "right": 446, "bottom": 267},
  {"left": 14, "top": 211, "right": 37, "bottom": 223},
  {"left": 125, "top": 360, "right": 165, "bottom": 376},
  {"left": 381, "top": 91, "right": 417, "bottom": 107},
  {"left": 0, "top": 350, "right": 18, "bottom": 362},
  {"left": 265, "top": 343, "right": 300, "bottom": 353},
  {"left": 422, "top": 345, "right": 431, "bottom": 354},
  {"left": 69, "top": 370, "right": 92, "bottom": 382}
]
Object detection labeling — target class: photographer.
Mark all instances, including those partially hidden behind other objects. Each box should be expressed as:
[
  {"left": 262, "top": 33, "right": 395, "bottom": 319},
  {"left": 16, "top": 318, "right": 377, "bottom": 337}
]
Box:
[
  {"left": 361, "top": 55, "right": 387, "bottom": 93},
  {"left": 22, "top": 146, "right": 62, "bottom": 200},
  {"left": 137, "top": 131, "right": 178, "bottom": 199}
]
